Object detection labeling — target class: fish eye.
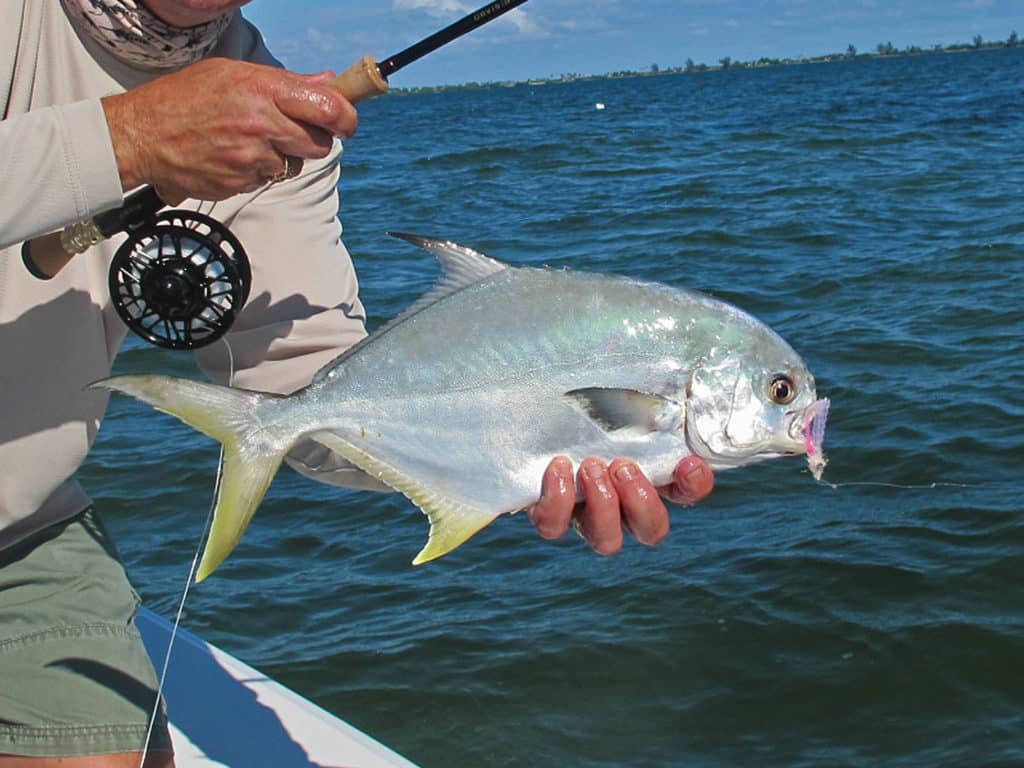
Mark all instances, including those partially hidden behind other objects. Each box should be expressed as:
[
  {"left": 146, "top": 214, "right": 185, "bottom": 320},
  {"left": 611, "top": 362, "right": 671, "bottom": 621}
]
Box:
[{"left": 769, "top": 374, "right": 797, "bottom": 405}]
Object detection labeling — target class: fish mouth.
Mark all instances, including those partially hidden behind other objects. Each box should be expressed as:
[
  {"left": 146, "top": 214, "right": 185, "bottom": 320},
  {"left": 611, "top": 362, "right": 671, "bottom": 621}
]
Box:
[{"left": 789, "top": 398, "right": 831, "bottom": 480}]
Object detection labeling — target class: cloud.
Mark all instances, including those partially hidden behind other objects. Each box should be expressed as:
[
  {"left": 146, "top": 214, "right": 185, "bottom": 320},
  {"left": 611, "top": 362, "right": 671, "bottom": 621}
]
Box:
[
  {"left": 304, "top": 25, "right": 339, "bottom": 54},
  {"left": 507, "top": 8, "right": 545, "bottom": 36},
  {"left": 392, "top": 0, "right": 544, "bottom": 39},
  {"left": 393, "top": 0, "right": 473, "bottom": 17}
]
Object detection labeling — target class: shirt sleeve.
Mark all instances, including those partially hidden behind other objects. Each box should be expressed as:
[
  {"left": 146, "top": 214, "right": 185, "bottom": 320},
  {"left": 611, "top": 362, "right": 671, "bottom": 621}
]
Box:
[{"left": 0, "top": 99, "right": 124, "bottom": 249}]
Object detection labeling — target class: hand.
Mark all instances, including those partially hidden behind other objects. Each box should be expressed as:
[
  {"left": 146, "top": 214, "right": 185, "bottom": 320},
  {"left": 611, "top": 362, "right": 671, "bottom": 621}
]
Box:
[
  {"left": 527, "top": 455, "right": 715, "bottom": 554},
  {"left": 101, "top": 59, "right": 357, "bottom": 203}
]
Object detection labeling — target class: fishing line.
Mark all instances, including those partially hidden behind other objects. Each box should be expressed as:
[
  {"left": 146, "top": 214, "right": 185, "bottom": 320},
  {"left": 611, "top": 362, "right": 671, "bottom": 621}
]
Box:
[
  {"left": 138, "top": 338, "right": 235, "bottom": 768},
  {"left": 815, "top": 479, "right": 982, "bottom": 490}
]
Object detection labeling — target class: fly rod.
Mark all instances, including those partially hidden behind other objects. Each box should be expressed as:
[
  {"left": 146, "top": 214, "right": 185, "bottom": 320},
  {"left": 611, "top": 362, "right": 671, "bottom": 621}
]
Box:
[
  {"left": 331, "top": 0, "right": 529, "bottom": 101},
  {"left": 24, "top": 0, "right": 529, "bottom": 350}
]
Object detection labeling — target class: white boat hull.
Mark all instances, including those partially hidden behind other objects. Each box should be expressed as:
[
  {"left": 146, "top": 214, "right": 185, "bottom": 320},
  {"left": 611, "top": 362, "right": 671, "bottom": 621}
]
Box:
[{"left": 137, "top": 607, "right": 420, "bottom": 768}]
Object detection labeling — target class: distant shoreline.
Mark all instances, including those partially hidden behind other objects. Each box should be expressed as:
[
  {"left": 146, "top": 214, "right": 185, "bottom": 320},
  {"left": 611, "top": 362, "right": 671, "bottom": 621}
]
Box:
[{"left": 392, "top": 35, "right": 1020, "bottom": 96}]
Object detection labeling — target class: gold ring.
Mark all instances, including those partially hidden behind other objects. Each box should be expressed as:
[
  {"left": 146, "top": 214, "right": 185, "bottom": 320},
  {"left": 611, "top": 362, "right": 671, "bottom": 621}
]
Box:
[{"left": 270, "top": 155, "right": 295, "bottom": 184}]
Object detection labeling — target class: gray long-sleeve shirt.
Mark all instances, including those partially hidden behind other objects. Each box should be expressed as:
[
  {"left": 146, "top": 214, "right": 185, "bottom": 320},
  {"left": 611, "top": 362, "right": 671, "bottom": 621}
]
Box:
[{"left": 0, "top": 0, "right": 376, "bottom": 549}]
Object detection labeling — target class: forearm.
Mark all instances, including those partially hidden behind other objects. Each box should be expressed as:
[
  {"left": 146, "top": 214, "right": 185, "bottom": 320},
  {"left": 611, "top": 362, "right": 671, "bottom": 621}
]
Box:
[{"left": 0, "top": 100, "right": 123, "bottom": 249}]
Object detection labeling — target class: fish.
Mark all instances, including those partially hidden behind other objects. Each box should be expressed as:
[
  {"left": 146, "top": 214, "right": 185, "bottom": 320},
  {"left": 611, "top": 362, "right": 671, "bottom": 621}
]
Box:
[{"left": 92, "top": 233, "right": 830, "bottom": 581}]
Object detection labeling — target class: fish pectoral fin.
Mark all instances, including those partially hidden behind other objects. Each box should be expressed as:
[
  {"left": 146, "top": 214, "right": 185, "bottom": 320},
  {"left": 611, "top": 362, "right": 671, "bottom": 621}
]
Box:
[
  {"left": 311, "top": 432, "right": 500, "bottom": 565},
  {"left": 565, "top": 387, "right": 682, "bottom": 434}
]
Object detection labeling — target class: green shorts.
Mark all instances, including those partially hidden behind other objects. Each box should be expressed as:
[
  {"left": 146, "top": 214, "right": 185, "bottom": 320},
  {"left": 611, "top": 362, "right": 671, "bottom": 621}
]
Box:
[{"left": 0, "top": 507, "right": 172, "bottom": 757}]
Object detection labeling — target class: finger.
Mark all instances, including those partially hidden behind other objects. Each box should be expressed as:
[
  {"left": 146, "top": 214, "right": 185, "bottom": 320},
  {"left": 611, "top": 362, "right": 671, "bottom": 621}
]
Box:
[
  {"left": 270, "top": 123, "right": 335, "bottom": 163},
  {"left": 576, "top": 458, "right": 623, "bottom": 555},
  {"left": 273, "top": 79, "right": 358, "bottom": 138},
  {"left": 527, "top": 456, "right": 574, "bottom": 539},
  {"left": 609, "top": 460, "right": 670, "bottom": 546},
  {"left": 659, "top": 455, "right": 715, "bottom": 507},
  {"left": 299, "top": 70, "right": 338, "bottom": 84},
  {"left": 261, "top": 90, "right": 348, "bottom": 162}
]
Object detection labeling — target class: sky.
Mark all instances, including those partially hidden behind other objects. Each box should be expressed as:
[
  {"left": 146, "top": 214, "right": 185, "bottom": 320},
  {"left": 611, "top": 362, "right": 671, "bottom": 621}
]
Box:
[{"left": 244, "top": 0, "right": 1024, "bottom": 87}]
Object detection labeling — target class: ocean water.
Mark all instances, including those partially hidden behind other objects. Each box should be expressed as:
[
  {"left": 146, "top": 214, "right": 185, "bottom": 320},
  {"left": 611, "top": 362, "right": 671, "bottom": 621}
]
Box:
[{"left": 82, "top": 48, "right": 1024, "bottom": 767}]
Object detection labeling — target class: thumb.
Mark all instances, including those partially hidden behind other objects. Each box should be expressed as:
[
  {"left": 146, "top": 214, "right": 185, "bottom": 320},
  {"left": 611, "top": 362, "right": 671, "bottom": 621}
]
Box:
[
  {"left": 659, "top": 456, "right": 714, "bottom": 507},
  {"left": 297, "top": 70, "right": 337, "bottom": 84}
]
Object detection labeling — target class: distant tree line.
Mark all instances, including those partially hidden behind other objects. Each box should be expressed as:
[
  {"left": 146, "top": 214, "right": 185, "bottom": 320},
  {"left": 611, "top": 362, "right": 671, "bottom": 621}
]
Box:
[
  {"left": 393, "top": 31, "right": 1020, "bottom": 95},
  {"left": 674, "top": 30, "right": 1020, "bottom": 73}
]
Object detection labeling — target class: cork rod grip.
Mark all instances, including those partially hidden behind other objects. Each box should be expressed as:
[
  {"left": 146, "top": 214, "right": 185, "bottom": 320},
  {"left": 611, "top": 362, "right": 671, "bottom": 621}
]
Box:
[{"left": 326, "top": 55, "right": 389, "bottom": 104}]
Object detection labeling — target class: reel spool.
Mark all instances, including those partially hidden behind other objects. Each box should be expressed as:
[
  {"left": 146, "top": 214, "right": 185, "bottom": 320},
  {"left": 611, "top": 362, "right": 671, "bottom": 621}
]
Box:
[{"left": 108, "top": 210, "right": 251, "bottom": 350}]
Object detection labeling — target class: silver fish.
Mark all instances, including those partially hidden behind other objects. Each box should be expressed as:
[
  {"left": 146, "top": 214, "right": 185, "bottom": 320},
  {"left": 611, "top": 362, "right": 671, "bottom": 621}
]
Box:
[{"left": 93, "top": 234, "right": 830, "bottom": 580}]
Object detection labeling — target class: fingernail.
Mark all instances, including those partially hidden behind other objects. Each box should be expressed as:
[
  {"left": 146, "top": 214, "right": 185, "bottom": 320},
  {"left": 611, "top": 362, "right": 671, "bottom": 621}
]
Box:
[
  {"left": 614, "top": 463, "right": 636, "bottom": 483},
  {"left": 584, "top": 461, "right": 610, "bottom": 493},
  {"left": 546, "top": 458, "right": 572, "bottom": 499},
  {"left": 685, "top": 464, "right": 707, "bottom": 487}
]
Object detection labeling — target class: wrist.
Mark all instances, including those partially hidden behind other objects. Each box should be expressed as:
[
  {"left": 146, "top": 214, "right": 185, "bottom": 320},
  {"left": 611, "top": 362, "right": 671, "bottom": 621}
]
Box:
[{"left": 101, "top": 92, "right": 148, "bottom": 191}]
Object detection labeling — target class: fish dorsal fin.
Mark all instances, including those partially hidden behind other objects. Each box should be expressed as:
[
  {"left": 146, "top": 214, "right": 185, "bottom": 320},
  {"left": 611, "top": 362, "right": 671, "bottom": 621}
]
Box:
[
  {"left": 565, "top": 387, "right": 684, "bottom": 434},
  {"left": 388, "top": 233, "right": 509, "bottom": 315},
  {"left": 312, "top": 233, "right": 508, "bottom": 385}
]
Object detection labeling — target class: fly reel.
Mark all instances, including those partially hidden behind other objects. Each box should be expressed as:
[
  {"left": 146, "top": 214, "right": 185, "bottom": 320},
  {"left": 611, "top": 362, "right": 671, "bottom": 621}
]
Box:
[{"left": 108, "top": 210, "right": 251, "bottom": 350}]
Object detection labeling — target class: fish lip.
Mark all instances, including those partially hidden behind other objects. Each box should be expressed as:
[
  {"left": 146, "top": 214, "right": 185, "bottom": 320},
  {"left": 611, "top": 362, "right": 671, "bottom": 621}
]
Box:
[
  {"left": 787, "top": 412, "right": 801, "bottom": 440},
  {"left": 785, "top": 409, "right": 808, "bottom": 448},
  {"left": 787, "top": 398, "right": 831, "bottom": 454},
  {"left": 784, "top": 397, "right": 830, "bottom": 481}
]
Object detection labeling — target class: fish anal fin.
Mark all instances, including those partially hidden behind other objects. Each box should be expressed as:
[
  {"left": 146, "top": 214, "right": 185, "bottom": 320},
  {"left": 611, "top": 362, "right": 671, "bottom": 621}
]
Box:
[
  {"left": 409, "top": 495, "right": 499, "bottom": 565},
  {"left": 311, "top": 432, "right": 499, "bottom": 565},
  {"left": 565, "top": 387, "right": 682, "bottom": 433}
]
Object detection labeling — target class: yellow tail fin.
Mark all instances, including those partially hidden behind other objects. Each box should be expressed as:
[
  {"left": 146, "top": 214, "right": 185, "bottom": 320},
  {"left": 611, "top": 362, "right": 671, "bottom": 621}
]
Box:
[{"left": 91, "top": 375, "right": 291, "bottom": 581}]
